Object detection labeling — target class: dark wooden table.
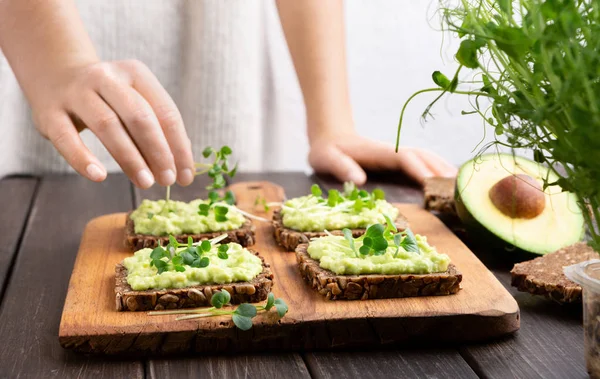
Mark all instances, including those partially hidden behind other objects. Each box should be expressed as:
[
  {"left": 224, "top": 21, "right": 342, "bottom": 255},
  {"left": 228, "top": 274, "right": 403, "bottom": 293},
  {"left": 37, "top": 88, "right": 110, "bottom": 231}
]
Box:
[{"left": 0, "top": 172, "right": 587, "bottom": 379}]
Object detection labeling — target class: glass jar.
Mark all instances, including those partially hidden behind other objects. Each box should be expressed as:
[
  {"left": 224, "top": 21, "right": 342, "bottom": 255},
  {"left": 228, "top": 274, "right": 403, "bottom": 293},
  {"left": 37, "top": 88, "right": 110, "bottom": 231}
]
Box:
[{"left": 565, "top": 259, "right": 600, "bottom": 378}]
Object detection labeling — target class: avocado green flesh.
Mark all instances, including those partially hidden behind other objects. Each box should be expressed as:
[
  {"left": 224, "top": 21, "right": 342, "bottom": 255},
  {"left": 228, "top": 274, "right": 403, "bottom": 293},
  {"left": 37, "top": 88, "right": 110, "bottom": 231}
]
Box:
[
  {"left": 130, "top": 199, "right": 245, "bottom": 236},
  {"left": 456, "top": 153, "right": 584, "bottom": 255},
  {"left": 281, "top": 195, "right": 399, "bottom": 232},
  {"left": 123, "top": 243, "right": 262, "bottom": 290},
  {"left": 307, "top": 234, "right": 450, "bottom": 275}
]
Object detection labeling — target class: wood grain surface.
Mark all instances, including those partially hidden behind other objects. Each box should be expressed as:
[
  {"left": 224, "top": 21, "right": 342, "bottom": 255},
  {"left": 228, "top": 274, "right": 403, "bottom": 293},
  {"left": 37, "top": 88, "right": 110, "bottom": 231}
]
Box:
[{"left": 59, "top": 180, "right": 519, "bottom": 354}]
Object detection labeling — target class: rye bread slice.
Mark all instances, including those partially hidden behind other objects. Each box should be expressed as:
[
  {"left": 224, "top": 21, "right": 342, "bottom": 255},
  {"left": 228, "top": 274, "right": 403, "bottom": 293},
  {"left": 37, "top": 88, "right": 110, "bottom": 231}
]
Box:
[
  {"left": 511, "top": 242, "right": 598, "bottom": 303},
  {"left": 295, "top": 243, "right": 462, "bottom": 300},
  {"left": 423, "top": 177, "right": 456, "bottom": 215},
  {"left": 125, "top": 213, "right": 255, "bottom": 251},
  {"left": 115, "top": 250, "right": 273, "bottom": 311},
  {"left": 272, "top": 209, "right": 409, "bottom": 251}
]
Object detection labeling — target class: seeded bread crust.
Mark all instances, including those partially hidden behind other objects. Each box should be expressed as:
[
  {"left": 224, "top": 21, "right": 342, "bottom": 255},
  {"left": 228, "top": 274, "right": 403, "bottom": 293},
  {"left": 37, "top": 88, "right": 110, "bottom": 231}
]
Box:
[
  {"left": 511, "top": 242, "right": 597, "bottom": 303},
  {"left": 115, "top": 250, "right": 273, "bottom": 311},
  {"left": 272, "top": 209, "right": 409, "bottom": 252},
  {"left": 125, "top": 212, "right": 255, "bottom": 251},
  {"left": 423, "top": 177, "right": 457, "bottom": 215},
  {"left": 295, "top": 243, "right": 462, "bottom": 300}
]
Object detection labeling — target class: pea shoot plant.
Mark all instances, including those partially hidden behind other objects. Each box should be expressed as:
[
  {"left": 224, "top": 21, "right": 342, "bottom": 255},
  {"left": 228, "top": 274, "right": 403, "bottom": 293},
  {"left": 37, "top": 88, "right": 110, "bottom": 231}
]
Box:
[
  {"left": 397, "top": 0, "right": 600, "bottom": 250},
  {"left": 150, "top": 234, "right": 229, "bottom": 274},
  {"left": 337, "top": 214, "right": 420, "bottom": 258},
  {"left": 148, "top": 290, "right": 289, "bottom": 331},
  {"left": 278, "top": 182, "right": 387, "bottom": 216}
]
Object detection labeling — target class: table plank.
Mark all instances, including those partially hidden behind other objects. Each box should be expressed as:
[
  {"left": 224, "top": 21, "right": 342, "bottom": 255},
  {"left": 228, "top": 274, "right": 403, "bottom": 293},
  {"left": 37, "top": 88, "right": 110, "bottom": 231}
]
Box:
[
  {"left": 0, "top": 177, "right": 38, "bottom": 301},
  {"left": 0, "top": 174, "right": 143, "bottom": 378},
  {"left": 135, "top": 174, "right": 311, "bottom": 378},
  {"left": 458, "top": 249, "right": 586, "bottom": 379},
  {"left": 148, "top": 354, "right": 310, "bottom": 379},
  {"left": 306, "top": 350, "right": 477, "bottom": 379}
]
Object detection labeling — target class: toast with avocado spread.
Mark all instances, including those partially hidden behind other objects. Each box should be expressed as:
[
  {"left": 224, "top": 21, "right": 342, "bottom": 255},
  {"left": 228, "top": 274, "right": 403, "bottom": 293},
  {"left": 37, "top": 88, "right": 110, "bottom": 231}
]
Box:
[{"left": 116, "top": 245, "right": 273, "bottom": 312}]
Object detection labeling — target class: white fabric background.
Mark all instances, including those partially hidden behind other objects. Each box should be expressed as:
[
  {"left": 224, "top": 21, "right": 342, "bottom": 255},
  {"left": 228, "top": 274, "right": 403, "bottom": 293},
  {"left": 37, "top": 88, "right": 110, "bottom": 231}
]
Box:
[{"left": 0, "top": 1, "right": 498, "bottom": 178}]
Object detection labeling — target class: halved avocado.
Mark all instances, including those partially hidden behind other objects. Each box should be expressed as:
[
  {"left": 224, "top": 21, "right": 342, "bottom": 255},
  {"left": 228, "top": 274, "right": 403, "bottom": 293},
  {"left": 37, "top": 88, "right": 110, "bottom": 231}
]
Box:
[{"left": 455, "top": 153, "right": 584, "bottom": 255}]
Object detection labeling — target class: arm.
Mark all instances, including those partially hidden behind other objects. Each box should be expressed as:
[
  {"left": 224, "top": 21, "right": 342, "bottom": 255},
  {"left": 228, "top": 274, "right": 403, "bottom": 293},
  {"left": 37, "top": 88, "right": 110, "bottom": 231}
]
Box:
[
  {"left": 0, "top": 0, "right": 194, "bottom": 188},
  {"left": 276, "top": 0, "right": 456, "bottom": 185}
]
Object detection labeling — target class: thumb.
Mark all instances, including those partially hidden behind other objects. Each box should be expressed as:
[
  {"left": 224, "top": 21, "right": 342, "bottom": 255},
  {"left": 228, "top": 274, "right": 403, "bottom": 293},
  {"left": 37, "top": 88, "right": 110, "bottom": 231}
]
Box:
[{"left": 309, "top": 142, "right": 367, "bottom": 185}]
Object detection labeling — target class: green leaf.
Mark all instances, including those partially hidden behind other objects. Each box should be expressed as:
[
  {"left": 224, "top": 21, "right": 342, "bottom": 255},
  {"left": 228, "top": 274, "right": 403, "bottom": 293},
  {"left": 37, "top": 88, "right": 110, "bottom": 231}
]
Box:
[
  {"left": 533, "top": 149, "right": 544, "bottom": 163},
  {"left": 265, "top": 293, "right": 275, "bottom": 311},
  {"left": 213, "top": 174, "right": 226, "bottom": 189},
  {"left": 492, "top": 26, "right": 530, "bottom": 59},
  {"left": 187, "top": 236, "right": 193, "bottom": 248},
  {"left": 199, "top": 257, "right": 210, "bottom": 267},
  {"left": 400, "top": 228, "right": 420, "bottom": 254},
  {"left": 311, "top": 184, "right": 322, "bottom": 197},
  {"left": 202, "top": 147, "right": 213, "bottom": 158},
  {"left": 171, "top": 255, "right": 183, "bottom": 265},
  {"left": 214, "top": 206, "right": 229, "bottom": 216},
  {"left": 217, "top": 250, "right": 229, "bottom": 259},
  {"left": 274, "top": 298, "right": 288, "bottom": 317},
  {"left": 353, "top": 198, "right": 364, "bottom": 212},
  {"left": 372, "top": 237, "right": 389, "bottom": 252},
  {"left": 234, "top": 303, "right": 257, "bottom": 318},
  {"left": 211, "top": 290, "right": 230, "bottom": 308},
  {"left": 215, "top": 215, "right": 227, "bottom": 222},
  {"left": 200, "top": 240, "right": 212, "bottom": 252},
  {"left": 232, "top": 314, "right": 253, "bottom": 331},
  {"left": 359, "top": 245, "right": 371, "bottom": 255},
  {"left": 228, "top": 164, "right": 238, "bottom": 178},
  {"left": 365, "top": 224, "right": 385, "bottom": 238},
  {"left": 168, "top": 235, "right": 179, "bottom": 248},
  {"left": 372, "top": 189, "right": 385, "bottom": 200},
  {"left": 147, "top": 212, "right": 154, "bottom": 219},
  {"left": 208, "top": 191, "right": 220, "bottom": 204},
  {"left": 456, "top": 39, "right": 482, "bottom": 69},
  {"left": 220, "top": 145, "right": 232, "bottom": 155},
  {"left": 153, "top": 259, "right": 168, "bottom": 273},
  {"left": 362, "top": 236, "right": 373, "bottom": 247},
  {"left": 327, "top": 189, "right": 342, "bottom": 207},
  {"left": 432, "top": 71, "right": 451, "bottom": 89},
  {"left": 224, "top": 191, "right": 236, "bottom": 205},
  {"left": 181, "top": 251, "right": 195, "bottom": 265},
  {"left": 358, "top": 190, "right": 369, "bottom": 198},
  {"left": 150, "top": 247, "right": 167, "bottom": 260},
  {"left": 198, "top": 203, "right": 210, "bottom": 216},
  {"left": 498, "top": 0, "right": 512, "bottom": 15},
  {"left": 383, "top": 214, "right": 397, "bottom": 233},
  {"left": 174, "top": 265, "right": 186, "bottom": 272}
]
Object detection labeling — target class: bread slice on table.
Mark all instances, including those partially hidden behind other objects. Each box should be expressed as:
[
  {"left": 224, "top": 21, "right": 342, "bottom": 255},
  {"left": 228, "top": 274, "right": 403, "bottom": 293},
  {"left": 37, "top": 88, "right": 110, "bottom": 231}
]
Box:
[
  {"left": 295, "top": 243, "right": 462, "bottom": 300},
  {"left": 511, "top": 242, "right": 598, "bottom": 303},
  {"left": 125, "top": 213, "right": 255, "bottom": 251},
  {"left": 272, "top": 209, "right": 409, "bottom": 252},
  {"left": 423, "top": 177, "right": 457, "bottom": 215},
  {"left": 115, "top": 250, "right": 273, "bottom": 311}
]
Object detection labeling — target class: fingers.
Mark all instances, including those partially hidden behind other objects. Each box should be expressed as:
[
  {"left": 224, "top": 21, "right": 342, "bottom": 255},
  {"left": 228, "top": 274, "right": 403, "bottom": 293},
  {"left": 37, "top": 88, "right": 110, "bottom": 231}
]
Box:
[
  {"left": 309, "top": 142, "right": 367, "bottom": 185},
  {"left": 44, "top": 112, "right": 107, "bottom": 182},
  {"left": 412, "top": 148, "right": 458, "bottom": 177},
  {"left": 69, "top": 91, "right": 156, "bottom": 189},
  {"left": 121, "top": 60, "right": 195, "bottom": 186},
  {"left": 96, "top": 78, "right": 177, "bottom": 187}
]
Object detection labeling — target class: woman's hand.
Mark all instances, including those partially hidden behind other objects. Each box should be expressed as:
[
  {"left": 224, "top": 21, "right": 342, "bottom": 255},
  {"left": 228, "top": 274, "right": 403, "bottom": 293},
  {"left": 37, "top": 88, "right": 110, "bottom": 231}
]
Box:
[
  {"left": 0, "top": 0, "right": 194, "bottom": 188},
  {"left": 308, "top": 133, "right": 457, "bottom": 186},
  {"left": 33, "top": 60, "right": 195, "bottom": 188}
]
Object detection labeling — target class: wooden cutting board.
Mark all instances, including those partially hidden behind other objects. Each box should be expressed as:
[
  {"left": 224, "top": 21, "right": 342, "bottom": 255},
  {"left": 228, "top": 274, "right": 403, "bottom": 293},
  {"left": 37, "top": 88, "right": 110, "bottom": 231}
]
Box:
[{"left": 59, "top": 181, "right": 519, "bottom": 355}]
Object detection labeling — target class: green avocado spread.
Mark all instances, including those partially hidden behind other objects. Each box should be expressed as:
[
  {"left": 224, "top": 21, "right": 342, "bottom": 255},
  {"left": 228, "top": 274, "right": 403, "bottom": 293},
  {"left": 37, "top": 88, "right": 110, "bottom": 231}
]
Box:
[
  {"left": 281, "top": 195, "right": 399, "bottom": 232},
  {"left": 307, "top": 234, "right": 450, "bottom": 275},
  {"left": 130, "top": 199, "right": 245, "bottom": 236},
  {"left": 123, "top": 243, "right": 262, "bottom": 290}
]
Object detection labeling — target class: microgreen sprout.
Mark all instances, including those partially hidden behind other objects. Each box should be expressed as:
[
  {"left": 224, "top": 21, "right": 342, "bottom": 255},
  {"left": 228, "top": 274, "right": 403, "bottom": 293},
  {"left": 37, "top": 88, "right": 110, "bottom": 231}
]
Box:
[
  {"left": 148, "top": 291, "right": 289, "bottom": 331},
  {"left": 342, "top": 216, "right": 420, "bottom": 259},
  {"left": 149, "top": 234, "right": 231, "bottom": 274}
]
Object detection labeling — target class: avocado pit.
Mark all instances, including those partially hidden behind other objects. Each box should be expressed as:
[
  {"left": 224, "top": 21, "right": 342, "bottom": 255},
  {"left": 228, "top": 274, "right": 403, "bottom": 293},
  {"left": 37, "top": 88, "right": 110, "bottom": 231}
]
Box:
[{"left": 489, "top": 174, "right": 545, "bottom": 219}]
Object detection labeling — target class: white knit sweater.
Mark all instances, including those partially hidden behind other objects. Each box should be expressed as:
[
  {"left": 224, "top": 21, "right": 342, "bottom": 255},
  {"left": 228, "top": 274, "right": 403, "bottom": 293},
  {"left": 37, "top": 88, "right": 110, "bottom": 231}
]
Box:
[{"left": 0, "top": 0, "right": 308, "bottom": 178}]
